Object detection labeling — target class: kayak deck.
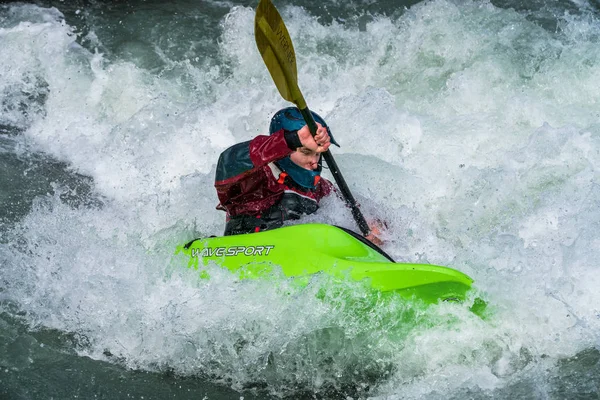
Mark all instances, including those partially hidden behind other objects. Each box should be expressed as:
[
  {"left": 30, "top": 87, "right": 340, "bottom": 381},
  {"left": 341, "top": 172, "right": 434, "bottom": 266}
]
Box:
[{"left": 177, "top": 224, "right": 477, "bottom": 305}]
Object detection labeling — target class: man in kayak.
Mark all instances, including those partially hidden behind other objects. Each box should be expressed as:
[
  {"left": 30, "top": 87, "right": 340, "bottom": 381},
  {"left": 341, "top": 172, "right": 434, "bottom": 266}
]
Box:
[
  {"left": 214, "top": 107, "right": 336, "bottom": 236},
  {"left": 215, "top": 107, "right": 385, "bottom": 243}
]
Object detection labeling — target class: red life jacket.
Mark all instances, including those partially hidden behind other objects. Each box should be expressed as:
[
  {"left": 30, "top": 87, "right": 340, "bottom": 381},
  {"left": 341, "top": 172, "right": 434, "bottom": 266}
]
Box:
[{"left": 215, "top": 129, "right": 332, "bottom": 235}]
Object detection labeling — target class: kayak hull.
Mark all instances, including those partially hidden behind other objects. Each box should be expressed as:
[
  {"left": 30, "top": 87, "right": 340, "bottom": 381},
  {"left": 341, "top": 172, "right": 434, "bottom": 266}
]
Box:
[{"left": 177, "top": 224, "right": 476, "bottom": 305}]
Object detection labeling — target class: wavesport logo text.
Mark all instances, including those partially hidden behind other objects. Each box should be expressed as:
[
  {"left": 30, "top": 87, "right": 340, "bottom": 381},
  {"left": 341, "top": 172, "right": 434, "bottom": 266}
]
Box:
[{"left": 191, "top": 245, "right": 275, "bottom": 258}]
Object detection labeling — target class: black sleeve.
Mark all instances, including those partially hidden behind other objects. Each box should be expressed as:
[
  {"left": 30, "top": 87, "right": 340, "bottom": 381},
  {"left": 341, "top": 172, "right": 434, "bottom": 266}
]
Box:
[{"left": 283, "top": 129, "right": 302, "bottom": 150}]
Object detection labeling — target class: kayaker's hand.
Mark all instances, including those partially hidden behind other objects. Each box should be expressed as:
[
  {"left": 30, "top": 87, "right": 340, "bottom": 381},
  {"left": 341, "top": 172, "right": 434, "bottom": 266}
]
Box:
[
  {"left": 365, "top": 219, "right": 386, "bottom": 247},
  {"left": 297, "top": 123, "right": 330, "bottom": 153}
]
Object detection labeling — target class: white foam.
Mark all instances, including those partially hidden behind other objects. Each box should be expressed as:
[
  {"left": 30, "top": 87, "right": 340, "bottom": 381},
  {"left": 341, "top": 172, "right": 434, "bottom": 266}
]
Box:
[{"left": 2, "top": 0, "right": 600, "bottom": 397}]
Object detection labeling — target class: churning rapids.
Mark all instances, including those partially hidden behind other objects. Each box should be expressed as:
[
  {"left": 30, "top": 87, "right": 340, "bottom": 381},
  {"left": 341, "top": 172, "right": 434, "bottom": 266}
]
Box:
[{"left": 1, "top": 0, "right": 600, "bottom": 398}]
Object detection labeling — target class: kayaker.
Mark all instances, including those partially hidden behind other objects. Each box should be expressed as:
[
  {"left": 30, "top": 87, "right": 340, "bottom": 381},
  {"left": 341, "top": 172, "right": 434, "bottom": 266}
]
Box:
[
  {"left": 215, "top": 107, "right": 335, "bottom": 236},
  {"left": 215, "top": 107, "right": 385, "bottom": 243}
]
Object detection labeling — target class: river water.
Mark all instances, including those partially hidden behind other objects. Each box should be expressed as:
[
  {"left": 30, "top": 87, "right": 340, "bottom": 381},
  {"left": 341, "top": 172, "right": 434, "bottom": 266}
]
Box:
[{"left": 1, "top": 0, "right": 599, "bottom": 398}]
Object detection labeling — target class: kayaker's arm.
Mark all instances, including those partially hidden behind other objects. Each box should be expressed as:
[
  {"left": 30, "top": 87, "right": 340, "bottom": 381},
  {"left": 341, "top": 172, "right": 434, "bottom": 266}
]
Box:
[
  {"left": 215, "top": 129, "right": 307, "bottom": 213},
  {"left": 215, "top": 129, "right": 298, "bottom": 185},
  {"left": 316, "top": 176, "right": 334, "bottom": 198}
]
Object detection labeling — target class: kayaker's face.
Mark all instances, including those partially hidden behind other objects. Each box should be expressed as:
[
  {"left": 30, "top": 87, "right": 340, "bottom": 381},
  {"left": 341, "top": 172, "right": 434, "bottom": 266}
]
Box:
[{"left": 290, "top": 147, "right": 321, "bottom": 170}]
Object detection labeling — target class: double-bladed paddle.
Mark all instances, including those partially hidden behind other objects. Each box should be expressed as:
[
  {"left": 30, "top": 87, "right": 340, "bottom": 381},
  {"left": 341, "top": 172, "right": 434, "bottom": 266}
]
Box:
[{"left": 254, "top": 0, "right": 371, "bottom": 236}]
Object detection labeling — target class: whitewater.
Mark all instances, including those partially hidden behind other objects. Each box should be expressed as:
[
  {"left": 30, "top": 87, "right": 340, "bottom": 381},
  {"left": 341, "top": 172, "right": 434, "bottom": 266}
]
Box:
[{"left": 1, "top": 0, "right": 599, "bottom": 398}]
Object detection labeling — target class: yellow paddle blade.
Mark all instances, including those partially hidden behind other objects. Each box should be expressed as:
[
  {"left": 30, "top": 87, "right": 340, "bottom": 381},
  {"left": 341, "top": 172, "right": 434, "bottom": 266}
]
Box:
[{"left": 255, "top": 0, "right": 307, "bottom": 109}]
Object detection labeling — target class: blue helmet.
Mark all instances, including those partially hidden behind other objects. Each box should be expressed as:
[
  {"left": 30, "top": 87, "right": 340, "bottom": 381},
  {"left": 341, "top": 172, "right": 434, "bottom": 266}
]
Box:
[
  {"left": 269, "top": 107, "right": 339, "bottom": 147},
  {"left": 268, "top": 107, "right": 339, "bottom": 190}
]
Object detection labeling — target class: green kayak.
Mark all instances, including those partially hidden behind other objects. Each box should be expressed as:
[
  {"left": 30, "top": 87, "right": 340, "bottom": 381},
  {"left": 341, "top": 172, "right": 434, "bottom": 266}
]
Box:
[{"left": 177, "top": 224, "right": 479, "bottom": 306}]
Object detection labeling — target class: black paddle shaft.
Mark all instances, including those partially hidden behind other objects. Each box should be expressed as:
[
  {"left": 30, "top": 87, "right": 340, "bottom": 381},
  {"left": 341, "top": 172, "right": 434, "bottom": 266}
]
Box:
[{"left": 299, "top": 107, "right": 371, "bottom": 236}]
